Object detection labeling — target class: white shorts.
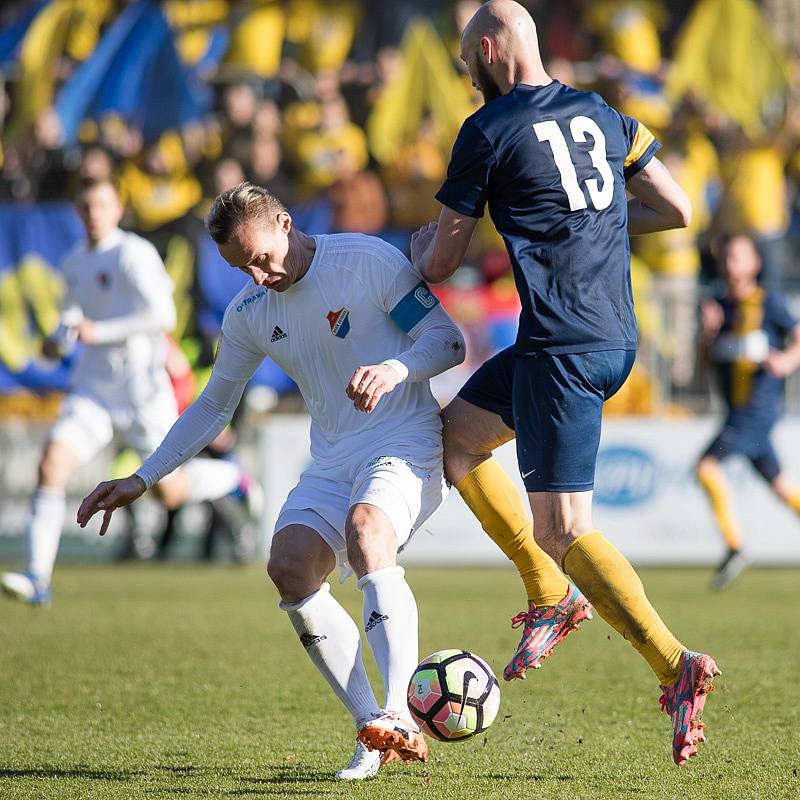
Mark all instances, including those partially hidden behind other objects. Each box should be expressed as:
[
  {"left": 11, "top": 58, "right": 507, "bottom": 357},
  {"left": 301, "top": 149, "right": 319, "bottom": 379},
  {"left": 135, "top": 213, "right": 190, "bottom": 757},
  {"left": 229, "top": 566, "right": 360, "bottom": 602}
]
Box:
[
  {"left": 275, "top": 450, "right": 448, "bottom": 580},
  {"left": 49, "top": 391, "right": 178, "bottom": 464}
]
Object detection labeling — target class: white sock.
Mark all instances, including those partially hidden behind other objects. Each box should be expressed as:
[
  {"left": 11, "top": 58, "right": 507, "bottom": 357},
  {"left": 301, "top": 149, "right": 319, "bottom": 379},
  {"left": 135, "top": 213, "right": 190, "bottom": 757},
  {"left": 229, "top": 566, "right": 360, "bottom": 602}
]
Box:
[
  {"left": 280, "top": 582, "right": 381, "bottom": 728},
  {"left": 357, "top": 565, "right": 418, "bottom": 719},
  {"left": 182, "top": 458, "right": 241, "bottom": 502},
  {"left": 26, "top": 487, "right": 66, "bottom": 585}
]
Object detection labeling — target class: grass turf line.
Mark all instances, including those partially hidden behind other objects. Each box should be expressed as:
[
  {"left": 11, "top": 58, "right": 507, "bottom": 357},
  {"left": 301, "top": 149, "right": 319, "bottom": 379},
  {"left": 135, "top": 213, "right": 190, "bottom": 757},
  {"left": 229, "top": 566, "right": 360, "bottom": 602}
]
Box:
[{"left": 0, "top": 565, "right": 798, "bottom": 799}]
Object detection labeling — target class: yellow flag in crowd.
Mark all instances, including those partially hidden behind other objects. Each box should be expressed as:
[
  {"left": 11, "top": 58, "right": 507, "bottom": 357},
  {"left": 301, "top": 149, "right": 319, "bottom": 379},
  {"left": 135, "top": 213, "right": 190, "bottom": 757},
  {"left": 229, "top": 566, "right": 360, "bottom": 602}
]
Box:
[
  {"left": 8, "top": 0, "right": 77, "bottom": 138},
  {"left": 584, "top": 1, "right": 668, "bottom": 74},
  {"left": 8, "top": 0, "right": 117, "bottom": 138},
  {"left": 368, "top": 19, "right": 475, "bottom": 166},
  {"left": 224, "top": 1, "right": 285, "bottom": 78},
  {"left": 284, "top": 0, "right": 360, "bottom": 75},
  {"left": 64, "top": 0, "right": 115, "bottom": 63},
  {"left": 667, "top": 0, "right": 789, "bottom": 138},
  {"left": 165, "top": 0, "right": 230, "bottom": 67}
]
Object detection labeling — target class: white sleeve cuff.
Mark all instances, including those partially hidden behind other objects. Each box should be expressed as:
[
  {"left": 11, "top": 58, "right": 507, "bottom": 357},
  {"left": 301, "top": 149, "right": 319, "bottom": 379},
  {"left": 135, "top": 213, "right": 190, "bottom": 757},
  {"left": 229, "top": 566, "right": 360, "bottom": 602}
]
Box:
[
  {"left": 381, "top": 359, "right": 409, "bottom": 383},
  {"left": 134, "top": 467, "right": 157, "bottom": 490}
]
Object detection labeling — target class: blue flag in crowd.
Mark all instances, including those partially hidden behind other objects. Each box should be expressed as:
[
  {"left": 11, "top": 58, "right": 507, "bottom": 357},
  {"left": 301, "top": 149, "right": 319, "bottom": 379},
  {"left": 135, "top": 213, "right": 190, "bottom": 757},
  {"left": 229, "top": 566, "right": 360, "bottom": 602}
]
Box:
[
  {"left": 55, "top": 0, "right": 210, "bottom": 145},
  {"left": 0, "top": 203, "right": 84, "bottom": 393},
  {"left": 0, "top": 0, "right": 48, "bottom": 65}
]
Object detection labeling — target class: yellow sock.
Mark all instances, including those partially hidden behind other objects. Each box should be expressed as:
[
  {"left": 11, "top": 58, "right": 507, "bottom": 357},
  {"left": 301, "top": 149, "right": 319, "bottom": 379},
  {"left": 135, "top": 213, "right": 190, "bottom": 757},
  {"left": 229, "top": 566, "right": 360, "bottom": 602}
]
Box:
[
  {"left": 563, "top": 531, "right": 684, "bottom": 685},
  {"left": 697, "top": 462, "right": 742, "bottom": 551},
  {"left": 456, "top": 460, "right": 568, "bottom": 606}
]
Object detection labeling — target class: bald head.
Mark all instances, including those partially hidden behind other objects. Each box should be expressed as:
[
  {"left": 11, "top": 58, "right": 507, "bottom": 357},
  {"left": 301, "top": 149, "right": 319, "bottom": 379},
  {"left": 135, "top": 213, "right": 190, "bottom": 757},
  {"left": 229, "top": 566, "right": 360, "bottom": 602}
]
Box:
[
  {"left": 462, "top": 0, "right": 538, "bottom": 47},
  {"left": 460, "top": 0, "right": 549, "bottom": 102}
]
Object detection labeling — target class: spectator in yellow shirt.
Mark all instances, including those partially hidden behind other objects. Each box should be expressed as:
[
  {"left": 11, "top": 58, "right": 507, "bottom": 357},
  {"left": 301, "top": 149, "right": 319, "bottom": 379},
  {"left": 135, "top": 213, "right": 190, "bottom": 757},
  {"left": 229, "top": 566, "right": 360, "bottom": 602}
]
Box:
[
  {"left": 118, "top": 132, "right": 202, "bottom": 232},
  {"left": 288, "top": 95, "right": 368, "bottom": 195},
  {"left": 284, "top": 0, "right": 360, "bottom": 75},
  {"left": 714, "top": 123, "right": 791, "bottom": 292}
]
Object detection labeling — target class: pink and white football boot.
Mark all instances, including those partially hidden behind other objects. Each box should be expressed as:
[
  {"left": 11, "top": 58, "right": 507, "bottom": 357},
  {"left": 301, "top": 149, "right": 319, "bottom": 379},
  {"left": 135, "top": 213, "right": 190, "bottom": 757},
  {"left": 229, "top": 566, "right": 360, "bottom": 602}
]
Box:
[
  {"left": 503, "top": 584, "right": 592, "bottom": 681},
  {"left": 660, "top": 650, "right": 721, "bottom": 765}
]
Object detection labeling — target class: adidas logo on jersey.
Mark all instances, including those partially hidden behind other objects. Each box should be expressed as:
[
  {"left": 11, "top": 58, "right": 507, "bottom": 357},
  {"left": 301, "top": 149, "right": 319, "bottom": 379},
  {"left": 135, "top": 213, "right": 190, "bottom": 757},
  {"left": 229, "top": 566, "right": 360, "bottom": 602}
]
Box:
[
  {"left": 270, "top": 326, "right": 287, "bottom": 342},
  {"left": 299, "top": 632, "right": 327, "bottom": 648},
  {"left": 364, "top": 610, "right": 389, "bottom": 632}
]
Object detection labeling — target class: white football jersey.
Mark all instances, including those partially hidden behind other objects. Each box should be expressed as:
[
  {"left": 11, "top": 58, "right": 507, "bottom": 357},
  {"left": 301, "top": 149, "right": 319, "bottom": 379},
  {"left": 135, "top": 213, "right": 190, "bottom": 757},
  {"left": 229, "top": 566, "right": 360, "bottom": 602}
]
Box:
[
  {"left": 59, "top": 228, "right": 176, "bottom": 410},
  {"left": 216, "top": 233, "right": 445, "bottom": 464}
]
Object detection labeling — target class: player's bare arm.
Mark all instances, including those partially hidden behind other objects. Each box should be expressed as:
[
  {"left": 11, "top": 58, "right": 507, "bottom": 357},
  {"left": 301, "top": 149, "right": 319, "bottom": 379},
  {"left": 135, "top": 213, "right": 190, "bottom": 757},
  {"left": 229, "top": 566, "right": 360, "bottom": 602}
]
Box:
[
  {"left": 411, "top": 206, "right": 479, "bottom": 284},
  {"left": 626, "top": 157, "right": 692, "bottom": 236},
  {"left": 699, "top": 298, "right": 725, "bottom": 348}
]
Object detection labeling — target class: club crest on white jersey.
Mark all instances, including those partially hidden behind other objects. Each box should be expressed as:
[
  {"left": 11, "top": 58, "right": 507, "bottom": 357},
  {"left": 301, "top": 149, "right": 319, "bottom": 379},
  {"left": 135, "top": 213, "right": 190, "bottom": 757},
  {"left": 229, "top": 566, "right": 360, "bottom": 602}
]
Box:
[{"left": 327, "top": 308, "right": 351, "bottom": 339}]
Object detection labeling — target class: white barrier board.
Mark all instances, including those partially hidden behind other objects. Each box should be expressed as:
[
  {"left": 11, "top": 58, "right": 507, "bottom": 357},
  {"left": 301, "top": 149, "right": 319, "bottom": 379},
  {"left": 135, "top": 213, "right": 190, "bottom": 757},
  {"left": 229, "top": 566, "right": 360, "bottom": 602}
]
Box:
[{"left": 259, "top": 415, "right": 800, "bottom": 566}]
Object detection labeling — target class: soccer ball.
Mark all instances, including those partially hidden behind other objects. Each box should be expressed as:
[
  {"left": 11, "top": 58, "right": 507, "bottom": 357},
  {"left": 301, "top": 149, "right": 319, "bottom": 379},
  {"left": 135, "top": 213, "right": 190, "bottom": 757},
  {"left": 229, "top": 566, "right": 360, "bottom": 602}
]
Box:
[{"left": 407, "top": 649, "right": 501, "bottom": 741}]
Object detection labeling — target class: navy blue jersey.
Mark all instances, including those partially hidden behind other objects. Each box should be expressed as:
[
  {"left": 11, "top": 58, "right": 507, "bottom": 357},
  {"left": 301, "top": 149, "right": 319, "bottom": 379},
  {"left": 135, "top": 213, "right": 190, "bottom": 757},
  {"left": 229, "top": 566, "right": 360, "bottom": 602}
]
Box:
[
  {"left": 436, "top": 81, "right": 660, "bottom": 355},
  {"left": 711, "top": 289, "right": 798, "bottom": 424}
]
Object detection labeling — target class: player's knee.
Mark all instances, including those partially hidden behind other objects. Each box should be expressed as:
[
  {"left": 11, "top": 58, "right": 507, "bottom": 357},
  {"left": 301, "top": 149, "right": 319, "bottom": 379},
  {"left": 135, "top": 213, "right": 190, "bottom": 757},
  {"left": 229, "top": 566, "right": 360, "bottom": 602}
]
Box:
[
  {"left": 153, "top": 472, "right": 188, "bottom": 509},
  {"left": 768, "top": 473, "right": 788, "bottom": 500},
  {"left": 38, "top": 442, "right": 73, "bottom": 487},
  {"left": 345, "top": 507, "right": 378, "bottom": 556},
  {"left": 441, "top": 416, "right": 488, "bottom": 483},
  {"left": 153, "top": 480, "right": 179, "bottom": 510},
  {"left": 345, "top": 505, "right": 397, "bottom": 573},
  {"left": 268, "top": 525, "right": 335, "bottom": 600},
  {"left": 266, "top": 548, "right": 307, "bottom": 597},
  {"left": 696, "top": 457, "right": 718, "bottom": 481}
]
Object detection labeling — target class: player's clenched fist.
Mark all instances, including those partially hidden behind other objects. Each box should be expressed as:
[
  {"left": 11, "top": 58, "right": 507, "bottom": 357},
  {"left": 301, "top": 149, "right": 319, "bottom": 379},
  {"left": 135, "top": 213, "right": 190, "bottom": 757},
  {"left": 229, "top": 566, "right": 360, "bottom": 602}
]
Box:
[
  {"left": 77, "top": 475, "right": 147, "bottom": 536},
  {"left": 76, "top": 318, "right": 98, "bottom": 344},
  {"left": 410, "top": 221, "right": 438, "bottom": 269},
  {"left": 346, "top": 364, "right": 401, "bottom": 413},
  {"left": 764, "top": 349, "right": 794, "bottom": 378}
]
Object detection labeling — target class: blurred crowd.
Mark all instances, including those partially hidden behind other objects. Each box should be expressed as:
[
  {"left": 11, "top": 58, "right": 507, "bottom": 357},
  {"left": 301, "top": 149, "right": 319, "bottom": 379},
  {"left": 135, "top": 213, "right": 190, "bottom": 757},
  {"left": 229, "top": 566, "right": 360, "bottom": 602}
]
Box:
[{"left": 2, "top": 0, "right": 800, "bottom": 412}]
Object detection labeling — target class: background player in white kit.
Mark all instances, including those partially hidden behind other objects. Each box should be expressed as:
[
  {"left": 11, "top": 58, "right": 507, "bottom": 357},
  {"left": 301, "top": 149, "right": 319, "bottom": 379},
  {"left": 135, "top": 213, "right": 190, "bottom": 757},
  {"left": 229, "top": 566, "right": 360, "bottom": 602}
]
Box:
[
  {"left": 1, "top": 179, "right": 248, "bottom": 606},
  {"left": 76, "top": 182, "right": 466, "bottom": 779}
]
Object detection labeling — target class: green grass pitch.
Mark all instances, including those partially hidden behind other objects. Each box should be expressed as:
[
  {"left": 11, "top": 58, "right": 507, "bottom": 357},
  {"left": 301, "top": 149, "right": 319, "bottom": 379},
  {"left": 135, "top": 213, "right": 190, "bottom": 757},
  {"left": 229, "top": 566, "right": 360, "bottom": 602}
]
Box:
[{"left": 1, "top": 564, "right": 798, "bottom": 799}]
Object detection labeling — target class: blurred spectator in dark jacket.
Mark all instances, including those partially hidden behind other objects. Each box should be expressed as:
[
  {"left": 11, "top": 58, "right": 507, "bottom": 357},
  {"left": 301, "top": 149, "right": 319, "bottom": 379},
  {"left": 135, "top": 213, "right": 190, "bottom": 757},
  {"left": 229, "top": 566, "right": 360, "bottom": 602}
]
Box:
[{"left": 248, "top": 135, "right": 296, "bottom": 209}]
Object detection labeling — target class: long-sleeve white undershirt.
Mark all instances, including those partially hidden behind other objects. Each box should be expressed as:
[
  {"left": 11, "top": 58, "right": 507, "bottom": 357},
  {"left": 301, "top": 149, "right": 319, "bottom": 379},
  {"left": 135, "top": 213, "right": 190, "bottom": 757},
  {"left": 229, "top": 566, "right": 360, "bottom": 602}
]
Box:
[
  {"left": 135, "top": 304, "right": 464, "bottom": 489},
  {"left": 136, "top": 372, "right": 247, "bottom": 489},
  {"left": 383, "top": 305, "right": 465, "bottom": 382}
]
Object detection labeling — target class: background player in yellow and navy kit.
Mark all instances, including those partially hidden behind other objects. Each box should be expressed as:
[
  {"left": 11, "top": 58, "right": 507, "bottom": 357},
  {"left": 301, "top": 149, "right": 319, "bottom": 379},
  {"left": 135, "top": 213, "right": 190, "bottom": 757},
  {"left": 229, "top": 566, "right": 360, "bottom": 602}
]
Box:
[
  {"left": 411, "top": 0, "right": 718, "bottom": 766},
  {"left": 697, "top": 234, "right": 800, "bottom": 590}
]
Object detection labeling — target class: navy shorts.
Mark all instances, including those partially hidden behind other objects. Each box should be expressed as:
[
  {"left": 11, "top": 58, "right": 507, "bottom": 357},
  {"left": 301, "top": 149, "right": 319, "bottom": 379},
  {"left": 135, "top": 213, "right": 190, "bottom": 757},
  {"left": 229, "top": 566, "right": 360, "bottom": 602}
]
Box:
[
  {"left": 457, "top": 347, "right": 635, "bottom": 492},
  {"left": 702, "top": 421, "right": 781, "bottom": 482},
  {"left": 457, "top": 346, "right": 516, "bottom": 431},
  {"left": 513, "top": 350, "right": 635, "bottom": 492}
]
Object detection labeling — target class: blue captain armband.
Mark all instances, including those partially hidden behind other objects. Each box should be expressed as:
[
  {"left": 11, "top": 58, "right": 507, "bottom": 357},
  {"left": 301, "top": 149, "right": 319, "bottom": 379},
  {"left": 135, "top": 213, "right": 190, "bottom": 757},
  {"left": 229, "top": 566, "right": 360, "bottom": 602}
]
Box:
[{"left": 389, "top": 281, "right": 440, "bottom": 332}]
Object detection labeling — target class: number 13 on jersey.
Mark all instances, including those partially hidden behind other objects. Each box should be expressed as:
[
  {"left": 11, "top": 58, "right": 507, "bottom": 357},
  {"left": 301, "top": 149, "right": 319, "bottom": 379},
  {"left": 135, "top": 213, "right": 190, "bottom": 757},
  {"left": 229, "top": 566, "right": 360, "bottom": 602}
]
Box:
[{"left": 534, "top": 116, "right": 614, "bottom": 212}]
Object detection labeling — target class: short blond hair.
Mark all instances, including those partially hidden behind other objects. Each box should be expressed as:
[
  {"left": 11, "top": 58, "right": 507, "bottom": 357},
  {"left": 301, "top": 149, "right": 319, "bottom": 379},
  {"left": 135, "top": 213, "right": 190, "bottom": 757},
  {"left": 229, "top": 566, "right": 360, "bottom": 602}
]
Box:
[{"left": 206, "top": 181, "right": 287, "bottom": 244}]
